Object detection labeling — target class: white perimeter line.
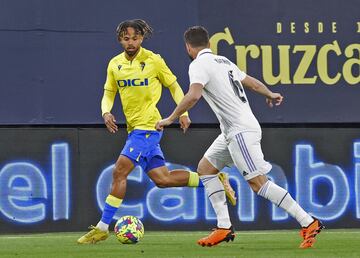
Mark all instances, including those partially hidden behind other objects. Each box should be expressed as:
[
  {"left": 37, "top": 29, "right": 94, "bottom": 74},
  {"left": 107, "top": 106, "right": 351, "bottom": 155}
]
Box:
[{"left": 1, "top": 231, "right": 360, "bottom": 239}]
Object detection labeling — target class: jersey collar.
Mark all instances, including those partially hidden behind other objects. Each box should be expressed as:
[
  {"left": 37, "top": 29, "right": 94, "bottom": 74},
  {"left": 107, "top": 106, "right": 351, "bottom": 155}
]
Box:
[
  {"left": 134, "top": 47, "right": 144, "bottom": 60},
  {"left": 122, "top": 47, "right": 144, "bottom": 62},
  {"left": 196, "top": 48, "right": 213, "bottom": 58}
]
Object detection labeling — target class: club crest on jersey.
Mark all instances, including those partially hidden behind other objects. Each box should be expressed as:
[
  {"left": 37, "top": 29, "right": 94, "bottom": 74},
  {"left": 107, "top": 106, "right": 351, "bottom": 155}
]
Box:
[
  {"left": 140, "top": 62, "right": 146, "bottom": 71},
  {"left": 118, "top": 65, "right": 122, "bottom": 70},
  {"left": 117, "top": 78, "right": 149, "bottom": 87}
]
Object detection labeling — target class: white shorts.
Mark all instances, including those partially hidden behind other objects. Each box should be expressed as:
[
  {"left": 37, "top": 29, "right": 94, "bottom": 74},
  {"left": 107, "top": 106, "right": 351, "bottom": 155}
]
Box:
[{"left": 204, "top": 131, "right": 272, "bottom": 180}]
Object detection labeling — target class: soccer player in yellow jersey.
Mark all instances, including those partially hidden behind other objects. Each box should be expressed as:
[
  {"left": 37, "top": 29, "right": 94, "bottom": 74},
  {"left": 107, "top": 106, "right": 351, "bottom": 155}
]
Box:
[{"left": 77, "top": 19, "right": 236, "bottom": 244}]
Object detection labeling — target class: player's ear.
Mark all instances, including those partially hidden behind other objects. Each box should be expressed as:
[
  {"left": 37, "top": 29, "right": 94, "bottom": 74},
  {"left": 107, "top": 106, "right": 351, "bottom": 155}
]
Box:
[{"left": 185, "top": 43, "right": 190, "bottom": 52}]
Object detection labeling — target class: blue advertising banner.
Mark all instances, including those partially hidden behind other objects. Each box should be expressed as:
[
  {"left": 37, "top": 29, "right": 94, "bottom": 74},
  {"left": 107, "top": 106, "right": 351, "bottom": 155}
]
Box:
[
  {"left": 0, "top": 0, "right": 359, "bottom": 124},
  {"left": 0, "top": 127, "right": 359, "bottom": 233}
]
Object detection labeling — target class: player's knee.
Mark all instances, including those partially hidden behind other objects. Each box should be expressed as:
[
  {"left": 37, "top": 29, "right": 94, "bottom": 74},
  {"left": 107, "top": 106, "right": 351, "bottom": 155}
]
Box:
[
  {"left": 112, "top": 164, "right": 129, "bottom": 181},
  {"left": 197, "top": 158, "right": 208, "bottom": 176},
  {"left": 248, "top": 182, "right": 262, "bottom": 193},
  {"left": 112, "top": 156, "right": 133, "bottom": 181},
  {"left": 197, "top": 165, "right": 205, "bottom": 176},
  {"left": 247, "top": 175, "right": 268, "bottom": 193},
  {"left": 197, "top": 157, "right": 217, "bottom": 176},
  {"left": 112, "top": 168, "right": 126, "bottom": 182}
]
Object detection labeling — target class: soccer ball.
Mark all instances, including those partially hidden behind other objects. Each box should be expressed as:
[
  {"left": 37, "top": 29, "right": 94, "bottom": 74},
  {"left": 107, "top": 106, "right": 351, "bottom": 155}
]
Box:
[{"left": 114, "top": 215, "right": 144, "bottom": 244}]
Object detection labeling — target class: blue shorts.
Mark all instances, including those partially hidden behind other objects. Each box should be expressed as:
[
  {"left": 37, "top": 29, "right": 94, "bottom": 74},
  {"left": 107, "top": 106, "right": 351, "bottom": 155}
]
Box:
[{"left": 120, "top": 129, "right": 165, "bottom": 172}]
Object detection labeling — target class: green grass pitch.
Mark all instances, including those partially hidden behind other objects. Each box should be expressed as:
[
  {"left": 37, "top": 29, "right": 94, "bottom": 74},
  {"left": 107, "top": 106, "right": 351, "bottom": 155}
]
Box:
[{"left": 0, "top": 229, "right": 359, "bottom": 258}]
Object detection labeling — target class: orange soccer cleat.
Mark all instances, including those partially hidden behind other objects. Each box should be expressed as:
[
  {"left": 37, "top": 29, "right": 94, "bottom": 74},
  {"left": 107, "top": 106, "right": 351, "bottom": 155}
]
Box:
[
  {"left": 197, "top": 227, "right": 235, "bottom": 247},
  {"left": 299, "top": 218, "right": 324, "bottom": 249}
]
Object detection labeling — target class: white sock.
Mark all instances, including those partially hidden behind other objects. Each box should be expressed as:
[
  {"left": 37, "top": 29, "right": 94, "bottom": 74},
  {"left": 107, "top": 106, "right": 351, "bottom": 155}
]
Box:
[
  {"left": 201, "top": 175, "right": 231, "bottom": 229},
  {"left": 257, "top": 180, "right": 314, "bottom": 227},
  {"left": 96, "top": 220, "right": 109, "bottom": 231}
]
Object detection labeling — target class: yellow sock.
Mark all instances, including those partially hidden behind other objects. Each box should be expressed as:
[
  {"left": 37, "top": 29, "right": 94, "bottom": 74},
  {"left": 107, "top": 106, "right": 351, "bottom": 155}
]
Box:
[
  {"left": 105, "top": 194, "right": 123, "bottom": 207},
  {"left": 187, "top": 171, "right": 200, "bottom": 187}
]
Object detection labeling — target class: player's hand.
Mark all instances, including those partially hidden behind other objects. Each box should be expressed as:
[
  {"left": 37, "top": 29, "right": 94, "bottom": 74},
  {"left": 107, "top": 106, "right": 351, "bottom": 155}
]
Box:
[
  {"left": 266, "top": 93, "right": 283, "bottom": 108},
  {"left": 103, "top": 112, "right": 118, "bottom": 133},
  {"left": 179, "top": 115, "right": 191, "bottom": 133},
  {"left": 155, "top": 118, "right": 173, "bottom": 131}
]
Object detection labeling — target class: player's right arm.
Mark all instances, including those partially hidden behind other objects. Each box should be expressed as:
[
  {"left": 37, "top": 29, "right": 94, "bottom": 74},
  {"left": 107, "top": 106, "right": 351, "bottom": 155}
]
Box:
[
  {"left": 155, "top": 83, "right": 203, "bottom": 131},
  {"left": 241, "top": 74, "right": 284, "bottom": 108},
  {"left": 155, "top": 61, "right": 206, "bottom": 131},
  {"left": 101, "top": 60, "right": 118, "bottom": 133},
  {"left": 155, "top": 55, "right": 191, "bottom": 132}
]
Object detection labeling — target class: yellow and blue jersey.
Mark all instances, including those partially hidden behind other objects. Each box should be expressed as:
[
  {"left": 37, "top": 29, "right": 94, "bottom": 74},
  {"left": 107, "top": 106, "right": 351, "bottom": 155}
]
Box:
[{"left": 104, "top": 47, "right": 177, "bottom": 132}]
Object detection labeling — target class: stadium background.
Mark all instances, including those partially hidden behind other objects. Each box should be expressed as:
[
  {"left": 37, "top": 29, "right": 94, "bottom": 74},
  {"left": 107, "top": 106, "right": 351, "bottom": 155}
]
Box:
[{"left": 0, "top": 0, "right": 359, "bottom": 233}]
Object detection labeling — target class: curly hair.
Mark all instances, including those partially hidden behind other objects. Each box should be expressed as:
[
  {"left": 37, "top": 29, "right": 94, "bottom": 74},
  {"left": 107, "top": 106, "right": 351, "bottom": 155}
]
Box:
[{"left": 116, "top": 19, "right": 153, "bottom": 40}]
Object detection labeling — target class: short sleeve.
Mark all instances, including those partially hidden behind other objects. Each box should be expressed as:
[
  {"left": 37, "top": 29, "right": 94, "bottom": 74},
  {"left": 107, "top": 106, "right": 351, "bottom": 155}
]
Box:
[
  {"left": 188, "top": 61, "right": 209, "bottom": 87},
  {"left": 236, "top": 66, "right": 247, "bottom": 81},
  {"left": 156, "top": 55, "right": 177, "bottom": 87},
  {"left": 104, "top": 60, "right": 117, "bottom": 92}
]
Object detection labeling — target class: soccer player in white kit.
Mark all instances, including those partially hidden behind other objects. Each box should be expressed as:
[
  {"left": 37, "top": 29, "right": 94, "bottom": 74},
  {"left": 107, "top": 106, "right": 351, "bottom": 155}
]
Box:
[{"left": 156, "top": 26, "right": 323, "bottom": 249}]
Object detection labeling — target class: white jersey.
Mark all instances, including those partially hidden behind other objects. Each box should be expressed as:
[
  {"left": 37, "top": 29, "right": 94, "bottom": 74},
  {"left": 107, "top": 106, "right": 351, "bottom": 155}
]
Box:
[{"left": 189, "top": 48, "right": 261, "bottom": 139}]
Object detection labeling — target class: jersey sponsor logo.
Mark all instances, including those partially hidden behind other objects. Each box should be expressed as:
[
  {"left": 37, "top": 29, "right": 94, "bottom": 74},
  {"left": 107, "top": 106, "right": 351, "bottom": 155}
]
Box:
[{"left": 117, "top": 78, "right": 149, "bottom": 87}]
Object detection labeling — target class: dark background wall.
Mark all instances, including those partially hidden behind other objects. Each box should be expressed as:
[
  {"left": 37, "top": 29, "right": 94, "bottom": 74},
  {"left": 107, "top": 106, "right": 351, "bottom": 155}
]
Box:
[{"left": 0, "top": 0, "right": 359, "bottom": 124}]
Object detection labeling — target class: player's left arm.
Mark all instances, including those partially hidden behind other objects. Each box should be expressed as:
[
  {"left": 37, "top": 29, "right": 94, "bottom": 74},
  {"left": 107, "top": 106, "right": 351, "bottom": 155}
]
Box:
[
  {"left": 241, "top": 75, "right": 284, "bottom": 107},
  {"left": 156, "top": 83, "right": 203, "bottom": 131}
]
